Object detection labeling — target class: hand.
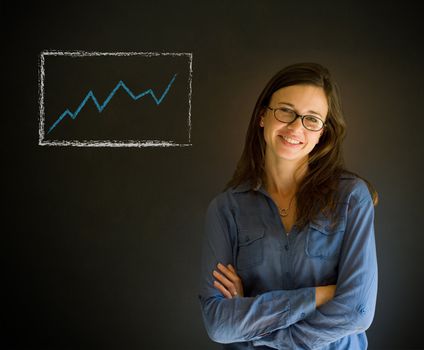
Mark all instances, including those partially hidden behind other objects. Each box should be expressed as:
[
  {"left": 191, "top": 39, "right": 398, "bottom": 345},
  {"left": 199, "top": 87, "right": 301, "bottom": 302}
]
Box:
[
  {"left": 315, "top": 285, "right": 336, "bottom": 307},
  {"left": 212, "top": 263, "right": 244, "bottom": 298}
]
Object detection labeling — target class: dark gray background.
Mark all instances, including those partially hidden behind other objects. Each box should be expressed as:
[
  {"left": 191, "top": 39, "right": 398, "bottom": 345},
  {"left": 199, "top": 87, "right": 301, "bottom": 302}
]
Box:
[{"left": 3, "top": 1, "right": 423, "bottom": 349}]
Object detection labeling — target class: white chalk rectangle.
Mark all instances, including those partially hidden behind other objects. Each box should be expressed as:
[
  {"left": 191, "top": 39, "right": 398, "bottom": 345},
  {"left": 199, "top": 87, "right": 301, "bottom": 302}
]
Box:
[{"left": 38, "top": 50, "right": 193, "bottom": 147}]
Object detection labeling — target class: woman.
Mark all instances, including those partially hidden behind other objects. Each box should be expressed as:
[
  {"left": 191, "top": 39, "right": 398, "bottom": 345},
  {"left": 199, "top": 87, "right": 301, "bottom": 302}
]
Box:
[{"left": 198, "top": 62, "right": 378, "bottom": 349}]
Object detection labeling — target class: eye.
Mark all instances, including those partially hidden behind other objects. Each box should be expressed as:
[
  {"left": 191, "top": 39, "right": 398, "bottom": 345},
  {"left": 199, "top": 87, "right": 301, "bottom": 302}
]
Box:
[
  {"left": 304, "top": 115, "right": 320, "bottom": 124},
  {"left": 280, "top": 107, "right": 294, "bottom": 114}
]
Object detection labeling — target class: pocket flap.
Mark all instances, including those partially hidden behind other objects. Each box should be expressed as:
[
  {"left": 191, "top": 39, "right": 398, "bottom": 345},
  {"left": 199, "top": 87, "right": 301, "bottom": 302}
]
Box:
[
  {"left": 309, "top": 217, "right": 345, "bottom": 236},
  {"left": 238, "top": 229, "right": 265, "bottom": 247}
]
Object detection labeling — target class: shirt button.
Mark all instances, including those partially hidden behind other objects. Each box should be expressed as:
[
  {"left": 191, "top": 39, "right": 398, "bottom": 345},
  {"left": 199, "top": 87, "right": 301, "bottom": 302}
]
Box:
[{"left": 284, "top": 244, "right": 289, "bottom": 251}]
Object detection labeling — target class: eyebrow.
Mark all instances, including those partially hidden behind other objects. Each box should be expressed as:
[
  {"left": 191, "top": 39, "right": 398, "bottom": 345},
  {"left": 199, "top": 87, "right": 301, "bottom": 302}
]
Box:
[{"left": 276, "top": 102, "right": 324, "bottom": 118}]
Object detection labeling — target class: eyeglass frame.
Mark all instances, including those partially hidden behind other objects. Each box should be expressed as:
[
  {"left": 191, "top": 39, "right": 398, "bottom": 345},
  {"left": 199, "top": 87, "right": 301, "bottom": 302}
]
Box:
[{"left": 267, "top": 106, "right": 326, "bottom": 132}]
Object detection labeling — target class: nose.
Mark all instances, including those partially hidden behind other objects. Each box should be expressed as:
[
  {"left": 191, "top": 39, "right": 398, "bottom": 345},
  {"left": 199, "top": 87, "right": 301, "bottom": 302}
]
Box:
[{"left": 287, "top": 116, "right": 303, "bottom": 131}]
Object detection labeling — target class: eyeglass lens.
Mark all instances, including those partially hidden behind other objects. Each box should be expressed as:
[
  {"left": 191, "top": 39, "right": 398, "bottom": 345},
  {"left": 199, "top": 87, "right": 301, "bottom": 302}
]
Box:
[{"left": 274, "top": 109, "right": 323, "bottom": 131}]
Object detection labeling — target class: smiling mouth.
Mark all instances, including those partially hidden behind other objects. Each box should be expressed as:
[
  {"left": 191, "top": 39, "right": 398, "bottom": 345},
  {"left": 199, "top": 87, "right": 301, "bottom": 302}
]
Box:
[{"left": 280, "top": 135, "right": 302, "bottom": 145}]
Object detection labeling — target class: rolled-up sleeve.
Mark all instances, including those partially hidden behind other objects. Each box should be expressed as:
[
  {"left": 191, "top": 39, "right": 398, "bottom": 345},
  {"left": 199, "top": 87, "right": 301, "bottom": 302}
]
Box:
[
  {"left": 252, "top": 185, "right": 378, "bottom": 349},
  {"left": 199, "top": 196, "right": 317, "bottom": 344}
]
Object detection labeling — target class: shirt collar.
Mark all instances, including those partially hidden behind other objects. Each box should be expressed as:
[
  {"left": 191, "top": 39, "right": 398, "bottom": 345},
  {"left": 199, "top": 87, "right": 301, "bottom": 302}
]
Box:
[{"left": 231, "top": 179, "right": 264, "bottom": 193}]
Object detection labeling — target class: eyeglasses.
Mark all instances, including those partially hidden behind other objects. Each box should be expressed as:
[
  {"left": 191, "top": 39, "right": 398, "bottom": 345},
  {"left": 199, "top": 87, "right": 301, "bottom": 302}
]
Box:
[{"left": 267, "top": 106, "right": 325, "bottom": 132}]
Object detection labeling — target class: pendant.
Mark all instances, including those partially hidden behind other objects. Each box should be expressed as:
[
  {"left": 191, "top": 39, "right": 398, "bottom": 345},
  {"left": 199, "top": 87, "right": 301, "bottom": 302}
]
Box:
[{"left": 279, "top": 208, "right": 288, "bottom": 217}]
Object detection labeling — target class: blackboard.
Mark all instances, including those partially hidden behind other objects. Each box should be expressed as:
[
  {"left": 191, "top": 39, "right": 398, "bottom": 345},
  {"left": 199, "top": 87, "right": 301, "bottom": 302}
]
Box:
[{"left": 4, "top": 1, "right": 424, "bottom": 349}]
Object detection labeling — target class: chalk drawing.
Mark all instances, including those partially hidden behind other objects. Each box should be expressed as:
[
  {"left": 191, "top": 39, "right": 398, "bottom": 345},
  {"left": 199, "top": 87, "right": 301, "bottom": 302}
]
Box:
[
  {"left": 38, "top": 51, "right": 193, "bottom": 147},
  {"left": 47, "top": 75, "right": 177, "bottom": 134}
]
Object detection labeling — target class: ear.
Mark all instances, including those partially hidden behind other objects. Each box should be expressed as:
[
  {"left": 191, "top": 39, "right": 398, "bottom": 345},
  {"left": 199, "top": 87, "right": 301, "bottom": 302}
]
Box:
[{"left": 259, "top": 116, "right": 264, "bottom": 127}]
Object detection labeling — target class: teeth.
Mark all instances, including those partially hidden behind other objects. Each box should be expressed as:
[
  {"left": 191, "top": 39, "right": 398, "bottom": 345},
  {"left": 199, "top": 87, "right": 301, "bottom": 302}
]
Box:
[{"left": 282, "top": 135, "right": 301, "bottom": 145}]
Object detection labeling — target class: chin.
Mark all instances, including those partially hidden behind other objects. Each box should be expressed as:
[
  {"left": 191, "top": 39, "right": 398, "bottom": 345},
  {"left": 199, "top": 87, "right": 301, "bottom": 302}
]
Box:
[{"left": 277, "top": 153, "right": 304, "bottom": 162}]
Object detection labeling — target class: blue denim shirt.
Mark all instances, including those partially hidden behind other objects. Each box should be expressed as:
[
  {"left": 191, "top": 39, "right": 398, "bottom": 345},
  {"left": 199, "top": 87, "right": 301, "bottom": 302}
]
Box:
[{"left": 199, "top": 174, "right": 378, "bottom": 350}]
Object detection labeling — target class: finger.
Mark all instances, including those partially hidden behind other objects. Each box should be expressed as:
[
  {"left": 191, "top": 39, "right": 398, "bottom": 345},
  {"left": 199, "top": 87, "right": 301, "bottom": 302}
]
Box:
[
  {"left": 213, "top": 280, "right": 232, "bottom": 299},
  {"left": 213, "top": 270, "right": 234, "bottom": 289},
  {"left": 214, "top": 279, "right": 239, "bottom": 298},
  {"left": 217, "top": 263, "right": 238, "bottom": 281},
  {"left": 227, "top": 264, "right": 236, "bottom": 273},
  {"left": 227, "top": 265, "right": 243, "bottom": 297},
  {"left": 213, "top": 270, "right": 237, "bottom": 296},
  {"left": 218, "top": 264, "right": 241, "bottom": 285}
]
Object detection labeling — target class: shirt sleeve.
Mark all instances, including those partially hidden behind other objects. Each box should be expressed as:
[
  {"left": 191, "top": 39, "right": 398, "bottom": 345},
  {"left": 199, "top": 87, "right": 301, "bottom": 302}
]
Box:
[
  {"left": 198, "top": 195, "right": 316, "bottom": 344},
  {"left": 252, "top": 184, "right": 378, "bottom": 349}
]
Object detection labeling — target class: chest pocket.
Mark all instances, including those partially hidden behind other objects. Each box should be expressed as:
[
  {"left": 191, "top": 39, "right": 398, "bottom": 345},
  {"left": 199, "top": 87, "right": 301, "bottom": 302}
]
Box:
[
  {"left": 237, "top": 229, "right": 265, "bottom": 270},
  {"left": 306, "top": 218, "right": 346, "bottom": 260}
]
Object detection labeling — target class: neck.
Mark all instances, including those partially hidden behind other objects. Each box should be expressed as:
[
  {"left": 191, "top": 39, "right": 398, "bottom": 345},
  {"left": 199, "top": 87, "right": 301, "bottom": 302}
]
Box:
[{"left": 264, "top": 153, "right": 307, "bottom": 196}]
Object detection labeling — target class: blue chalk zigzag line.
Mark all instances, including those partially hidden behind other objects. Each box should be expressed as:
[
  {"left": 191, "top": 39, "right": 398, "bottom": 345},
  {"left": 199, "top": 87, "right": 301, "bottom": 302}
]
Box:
[{"left": 48, "top": 73, "right": 177, "bottom": 134}]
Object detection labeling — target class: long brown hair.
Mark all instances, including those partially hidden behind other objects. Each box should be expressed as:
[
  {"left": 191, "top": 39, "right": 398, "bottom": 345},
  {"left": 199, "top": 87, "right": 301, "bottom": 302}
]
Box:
[{"left": 225, "top": 62, "right": 377, "bottom": 229}]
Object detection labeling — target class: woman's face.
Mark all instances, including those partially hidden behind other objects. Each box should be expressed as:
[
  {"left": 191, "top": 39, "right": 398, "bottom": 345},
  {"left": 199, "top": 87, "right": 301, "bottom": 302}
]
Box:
[{"left": 260, "top": 84, "right": 328, "bottom": 164}]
